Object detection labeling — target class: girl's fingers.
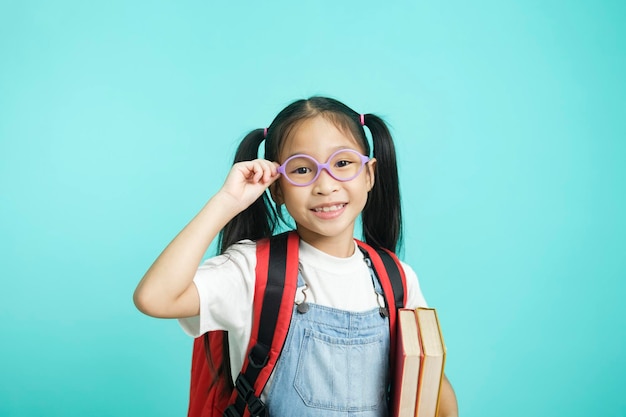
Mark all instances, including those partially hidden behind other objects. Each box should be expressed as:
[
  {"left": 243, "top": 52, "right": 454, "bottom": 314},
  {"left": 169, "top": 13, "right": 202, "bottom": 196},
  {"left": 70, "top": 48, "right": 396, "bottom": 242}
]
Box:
[
  {"left": 246, "top": 159, "right": 279, "bottom": 184},
  {"left": 232, "top": 159, "right": 279, "bottom": 188},
  {"left": 219, "top": 159, "right": 281, "bottom": 210},
  {"left": 250, "top": 160, "right": 266, "bottom": 183},
  {"left": 261, "top": 161, "right": 279, "bottom": 183}
]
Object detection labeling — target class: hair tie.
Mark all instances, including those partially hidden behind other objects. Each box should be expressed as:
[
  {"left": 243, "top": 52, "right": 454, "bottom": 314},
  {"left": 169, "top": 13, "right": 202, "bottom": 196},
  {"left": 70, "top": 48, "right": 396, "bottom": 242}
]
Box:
[
  {"left": 263, "top": 127, "right": 268, "bottom": 138},
  {"left": 360, "top": 114, "right": 365, "bottom": 126}
]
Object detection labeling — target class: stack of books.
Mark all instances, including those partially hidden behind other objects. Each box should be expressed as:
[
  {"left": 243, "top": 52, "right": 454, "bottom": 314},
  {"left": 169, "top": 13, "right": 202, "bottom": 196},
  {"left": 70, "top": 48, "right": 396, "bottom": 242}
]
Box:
[{"left": 391, "top": 308, "right": 446, "bottom": 417}]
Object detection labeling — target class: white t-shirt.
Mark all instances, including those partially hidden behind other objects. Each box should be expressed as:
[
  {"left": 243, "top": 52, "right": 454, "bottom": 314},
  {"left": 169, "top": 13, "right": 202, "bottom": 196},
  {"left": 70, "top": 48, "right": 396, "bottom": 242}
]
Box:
[{"left": 179, "top": 239, "right": 428, "bottom": 382}]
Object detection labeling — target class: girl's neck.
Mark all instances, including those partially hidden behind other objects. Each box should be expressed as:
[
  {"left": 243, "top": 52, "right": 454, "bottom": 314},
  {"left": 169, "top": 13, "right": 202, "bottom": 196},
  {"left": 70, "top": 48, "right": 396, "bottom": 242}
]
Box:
[{"left": 296, "top": 231, "right": 356, "bottom": 258}]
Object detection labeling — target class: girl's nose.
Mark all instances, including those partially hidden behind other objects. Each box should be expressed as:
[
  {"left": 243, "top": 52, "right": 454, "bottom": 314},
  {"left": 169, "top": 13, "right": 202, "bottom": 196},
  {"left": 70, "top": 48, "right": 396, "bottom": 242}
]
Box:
[{"left": 313, "top": 168, "right": 340, "bottom": 195}]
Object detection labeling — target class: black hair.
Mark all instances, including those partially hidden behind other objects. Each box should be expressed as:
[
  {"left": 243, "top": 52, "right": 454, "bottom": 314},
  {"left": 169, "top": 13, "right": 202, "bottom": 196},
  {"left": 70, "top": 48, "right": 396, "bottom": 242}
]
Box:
[
  {"left": 218, "top": 96, "right": 403, "bottom": 254},
  {"left": 207, "top": 96, "right": 403, "bottom": 391}
]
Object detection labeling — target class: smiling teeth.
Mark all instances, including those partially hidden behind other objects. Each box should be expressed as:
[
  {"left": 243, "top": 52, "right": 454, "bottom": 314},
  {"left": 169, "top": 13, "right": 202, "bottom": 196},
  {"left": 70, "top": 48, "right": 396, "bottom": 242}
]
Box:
[{"left": 314, "top": 204, "right": 345, "bottom": 212}]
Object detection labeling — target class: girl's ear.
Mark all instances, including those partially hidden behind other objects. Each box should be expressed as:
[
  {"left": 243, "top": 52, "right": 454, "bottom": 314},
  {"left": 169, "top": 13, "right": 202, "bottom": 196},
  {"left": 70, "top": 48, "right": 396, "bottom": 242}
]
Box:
[
  {"left": 366, "top": 158, "right": 377, "bottom": 191},
  {"left": 270, "top": 182, "right": 284, "bottom": 205}
]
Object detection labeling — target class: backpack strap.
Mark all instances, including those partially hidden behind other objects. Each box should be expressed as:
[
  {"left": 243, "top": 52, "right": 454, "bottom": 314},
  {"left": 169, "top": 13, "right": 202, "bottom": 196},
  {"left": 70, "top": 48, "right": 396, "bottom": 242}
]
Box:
[
  {"left": 224, "top": 231, "right": 299, "bottom": 417},
  {"left": 355, "top": 240, "right": 407, "bottom": 375}
]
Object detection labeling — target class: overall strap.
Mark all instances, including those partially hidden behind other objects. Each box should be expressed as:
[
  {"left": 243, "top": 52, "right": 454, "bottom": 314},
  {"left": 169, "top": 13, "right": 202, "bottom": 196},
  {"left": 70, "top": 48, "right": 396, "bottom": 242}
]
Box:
[
  {"left": 355, "top": 240, "right": 407, "bottom": 372},
  {"left": 224, "top": 231, "right": 299, "bottom": 417}
]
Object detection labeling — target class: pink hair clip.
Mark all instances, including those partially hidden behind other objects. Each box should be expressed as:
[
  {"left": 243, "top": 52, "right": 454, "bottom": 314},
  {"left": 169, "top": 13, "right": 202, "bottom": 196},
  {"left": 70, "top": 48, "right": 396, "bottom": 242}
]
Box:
[
  {"left": 360, "top": 114, "right": 365, "bottom": 126},
  {"left": 263, "top": 127, "right": 268, "bottom": 138}
]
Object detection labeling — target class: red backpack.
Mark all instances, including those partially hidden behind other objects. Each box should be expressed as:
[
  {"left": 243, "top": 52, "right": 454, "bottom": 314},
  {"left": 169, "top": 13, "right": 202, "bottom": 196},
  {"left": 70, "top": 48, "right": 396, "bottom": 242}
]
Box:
[{"left": 187, "top": 231, "right": 408, "bottom": 417}]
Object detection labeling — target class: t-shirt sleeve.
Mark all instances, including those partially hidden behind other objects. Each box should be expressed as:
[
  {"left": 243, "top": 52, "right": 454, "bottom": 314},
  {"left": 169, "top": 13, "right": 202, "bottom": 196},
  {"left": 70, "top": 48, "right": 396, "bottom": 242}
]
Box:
[
  {"left": 401, "top": 261, "right": 429, "bottom": 309},
  {"left": 178, "top": 241, "right": 257, "bottom": 337}
]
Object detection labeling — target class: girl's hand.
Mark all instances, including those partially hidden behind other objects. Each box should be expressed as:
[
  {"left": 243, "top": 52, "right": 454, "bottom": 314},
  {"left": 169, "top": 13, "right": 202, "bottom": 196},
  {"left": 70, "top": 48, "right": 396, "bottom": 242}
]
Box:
[
  {"left": 218, "top": 159, "right": 280, "bottom": 212},
  {"left": 135, "top": 159, "right": 281, "bottom": 319},
  {"left": 134, "top": 159, "right": 280, "bottom": 318}
]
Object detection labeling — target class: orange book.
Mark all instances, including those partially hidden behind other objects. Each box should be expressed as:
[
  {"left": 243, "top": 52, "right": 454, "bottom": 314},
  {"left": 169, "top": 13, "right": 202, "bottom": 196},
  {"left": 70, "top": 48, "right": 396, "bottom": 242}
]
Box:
[
  {"left": 391, "top": 308, "right": 422, "bottom": 417},
  {"left": 414, "top": 308, "right": 446, "bottom": 417}
]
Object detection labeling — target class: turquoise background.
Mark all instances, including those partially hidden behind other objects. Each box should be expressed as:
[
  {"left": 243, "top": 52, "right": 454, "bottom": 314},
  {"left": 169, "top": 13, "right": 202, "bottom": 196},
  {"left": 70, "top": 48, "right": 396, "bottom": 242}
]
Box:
[{"left": 1, "top": 1, "right": 624, "bottom": 416}]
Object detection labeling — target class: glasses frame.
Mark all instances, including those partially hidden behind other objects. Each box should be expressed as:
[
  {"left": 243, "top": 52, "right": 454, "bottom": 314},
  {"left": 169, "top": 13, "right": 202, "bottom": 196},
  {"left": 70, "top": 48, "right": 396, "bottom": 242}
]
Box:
[{"left": 277, "top": 148, "right": 371, "bottom": 187}]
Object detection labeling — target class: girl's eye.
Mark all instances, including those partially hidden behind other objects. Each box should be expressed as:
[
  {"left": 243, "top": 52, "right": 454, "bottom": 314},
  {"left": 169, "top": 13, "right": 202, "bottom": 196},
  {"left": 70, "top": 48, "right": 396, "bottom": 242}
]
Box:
[
  {"left": 335, "top": 160, "right": 352, "bottom": 168},
  {"left": 292, "top": 167, "right": 312, "bottom": 175}
]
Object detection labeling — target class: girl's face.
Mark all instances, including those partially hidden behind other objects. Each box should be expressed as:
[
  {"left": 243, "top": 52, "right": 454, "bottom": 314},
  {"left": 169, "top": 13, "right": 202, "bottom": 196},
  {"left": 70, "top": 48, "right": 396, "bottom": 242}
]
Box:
[{"left": 272, "top": 115, "right": 376, "bottom": 257}]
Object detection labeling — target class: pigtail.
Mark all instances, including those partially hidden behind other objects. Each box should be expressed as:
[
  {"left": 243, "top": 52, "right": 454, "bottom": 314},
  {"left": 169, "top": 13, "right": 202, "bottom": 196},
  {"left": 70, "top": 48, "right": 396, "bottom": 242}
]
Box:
[
  {"left": 361, "top": 114, "right": 403, "bottom": 253},
  {"left": 218, "top": 129, "right": 279, "bottom": 254}
]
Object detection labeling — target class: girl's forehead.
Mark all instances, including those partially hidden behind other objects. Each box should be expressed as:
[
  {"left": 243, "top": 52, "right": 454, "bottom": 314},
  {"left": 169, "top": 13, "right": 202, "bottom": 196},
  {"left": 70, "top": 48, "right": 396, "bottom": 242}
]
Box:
[{"left": 279, "top": 116, "right": 364, "bottom": 158}]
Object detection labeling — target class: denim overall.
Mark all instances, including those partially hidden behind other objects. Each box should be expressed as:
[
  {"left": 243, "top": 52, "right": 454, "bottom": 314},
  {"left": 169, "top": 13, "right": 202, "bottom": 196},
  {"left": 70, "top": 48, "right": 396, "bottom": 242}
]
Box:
[{"left": 264, "top": 264, "right": 391, "bottom": 417}]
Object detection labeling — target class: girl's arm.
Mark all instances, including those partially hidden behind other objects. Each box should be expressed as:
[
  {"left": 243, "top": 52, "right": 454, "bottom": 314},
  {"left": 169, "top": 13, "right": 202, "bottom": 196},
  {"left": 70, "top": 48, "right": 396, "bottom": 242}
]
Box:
[
  {"left": 438, "top": 374, "right": 459, "bottom": 417},
  {"left": 133, "top": 159, "right": 279, "bottom": 319}
]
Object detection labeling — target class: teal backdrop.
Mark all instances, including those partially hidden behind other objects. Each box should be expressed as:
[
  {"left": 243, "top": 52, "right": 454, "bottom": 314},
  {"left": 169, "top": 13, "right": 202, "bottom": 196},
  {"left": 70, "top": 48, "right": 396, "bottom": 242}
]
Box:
[{"left": 1, "top": 1, "right": 624, "bottom": 416}]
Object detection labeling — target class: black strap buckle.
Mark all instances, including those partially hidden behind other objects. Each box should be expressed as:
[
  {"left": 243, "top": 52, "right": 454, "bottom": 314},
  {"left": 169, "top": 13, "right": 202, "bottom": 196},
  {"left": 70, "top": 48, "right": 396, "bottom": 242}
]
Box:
[
  {"left": 247, "top": 396, "right": 267, "bottom": 416},
  {"left": 230, "top": 375, "right": 267, "bottom": 417},
  {"left": 234, "top": 374, "right": 254, "bottom": 401},
  {"left": 223, "top": 405, "right": 239, "bottom": 417},
  {"left": 248, "top": 343, "right": 269, "bottom": 369}
]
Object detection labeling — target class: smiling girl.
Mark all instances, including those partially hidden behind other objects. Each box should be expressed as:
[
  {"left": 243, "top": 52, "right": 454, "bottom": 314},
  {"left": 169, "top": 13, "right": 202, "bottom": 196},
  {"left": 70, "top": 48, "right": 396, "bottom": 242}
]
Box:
[{"left": 134, "top": 97, "right": 458, "bottom": 417}]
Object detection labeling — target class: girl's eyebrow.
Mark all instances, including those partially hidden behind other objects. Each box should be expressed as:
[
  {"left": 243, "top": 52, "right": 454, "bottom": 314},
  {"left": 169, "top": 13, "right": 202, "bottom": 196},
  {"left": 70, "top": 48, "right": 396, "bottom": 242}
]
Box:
[{"left": 282, "top": 146, "right": 358, "bottom": 160}]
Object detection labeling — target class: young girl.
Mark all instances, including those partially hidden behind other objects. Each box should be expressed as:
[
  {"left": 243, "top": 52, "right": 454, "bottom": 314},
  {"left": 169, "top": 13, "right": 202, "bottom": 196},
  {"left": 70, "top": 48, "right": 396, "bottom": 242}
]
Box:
[{"left": 134, "top": 97, "right": 458, "bottom": 416}]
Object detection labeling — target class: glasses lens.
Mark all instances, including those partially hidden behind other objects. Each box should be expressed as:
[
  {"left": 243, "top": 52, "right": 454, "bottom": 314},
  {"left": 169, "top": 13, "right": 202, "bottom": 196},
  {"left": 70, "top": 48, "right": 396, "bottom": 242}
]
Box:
[
  {"left": 284, "top": 156, "right": 318, "bottom": 185},
  {"left": 329, "top": 150, "right": 364, "bottom": 180}
]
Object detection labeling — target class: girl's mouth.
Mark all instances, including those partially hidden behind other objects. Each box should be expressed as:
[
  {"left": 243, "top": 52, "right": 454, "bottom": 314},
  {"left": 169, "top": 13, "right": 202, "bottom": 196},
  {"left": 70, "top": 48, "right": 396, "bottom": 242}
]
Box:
[{"left": 312, "top": 204, "right": 346, "bottom": 213}]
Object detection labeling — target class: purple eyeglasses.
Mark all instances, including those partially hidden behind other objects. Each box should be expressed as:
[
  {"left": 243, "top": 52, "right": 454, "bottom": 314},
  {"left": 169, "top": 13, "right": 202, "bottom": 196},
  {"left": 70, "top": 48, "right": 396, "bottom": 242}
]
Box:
[{"left": 277, "top": 149, "right": 371, "bottom": 186}]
